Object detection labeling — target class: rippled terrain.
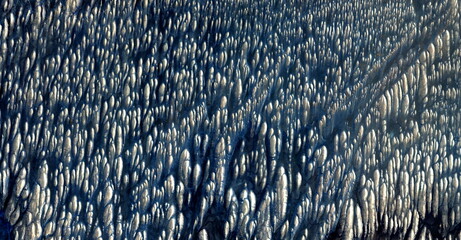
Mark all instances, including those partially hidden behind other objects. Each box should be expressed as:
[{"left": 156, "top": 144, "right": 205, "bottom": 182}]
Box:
[{"left": 0, "top": 0, "right": 460, "bottom": 239}]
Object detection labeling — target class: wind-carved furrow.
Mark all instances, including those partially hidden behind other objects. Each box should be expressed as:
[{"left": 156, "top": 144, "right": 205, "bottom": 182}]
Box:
[{"left": 326, "top": 0, "right": 456, "bottom": 136}]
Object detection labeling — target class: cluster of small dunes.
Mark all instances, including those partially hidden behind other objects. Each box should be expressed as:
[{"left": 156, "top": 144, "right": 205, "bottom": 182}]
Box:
[{"left": 0, "top": 0, "right": 460, "bottom": 239}]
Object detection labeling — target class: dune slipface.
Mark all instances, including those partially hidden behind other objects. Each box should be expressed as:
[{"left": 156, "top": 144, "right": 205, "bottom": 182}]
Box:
[{"left": 0, "top": 0, "right": 460, "bottom": 239}]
